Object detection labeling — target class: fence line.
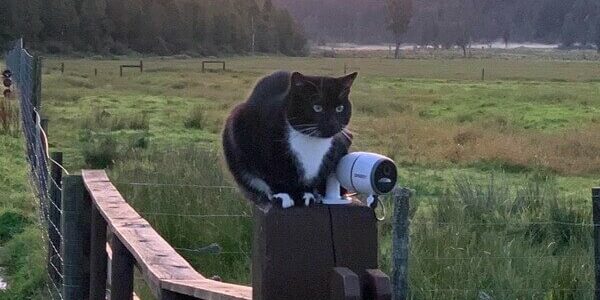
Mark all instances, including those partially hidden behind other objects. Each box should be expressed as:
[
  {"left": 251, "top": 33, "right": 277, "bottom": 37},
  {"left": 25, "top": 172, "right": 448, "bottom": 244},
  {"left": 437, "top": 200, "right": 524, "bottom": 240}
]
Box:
[{"left": 5, "top": 38, "right": 65, "bottom": 300}]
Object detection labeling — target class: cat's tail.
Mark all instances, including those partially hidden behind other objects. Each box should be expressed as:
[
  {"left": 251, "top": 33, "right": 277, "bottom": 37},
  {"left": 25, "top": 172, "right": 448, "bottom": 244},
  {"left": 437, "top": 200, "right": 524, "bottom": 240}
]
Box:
[{"left": 222, "top": 116, "right": 270, "bottom": 204}]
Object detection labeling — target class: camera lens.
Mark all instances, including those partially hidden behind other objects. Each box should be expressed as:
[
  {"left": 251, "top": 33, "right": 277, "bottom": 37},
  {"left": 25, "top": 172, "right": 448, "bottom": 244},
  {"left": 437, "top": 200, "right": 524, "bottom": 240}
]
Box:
[
  {"left": 382, "top": 164, "right": 392, "bottom": 176},
  {"left": 373, "top": 159, "right": 397, "bottom": 194}
]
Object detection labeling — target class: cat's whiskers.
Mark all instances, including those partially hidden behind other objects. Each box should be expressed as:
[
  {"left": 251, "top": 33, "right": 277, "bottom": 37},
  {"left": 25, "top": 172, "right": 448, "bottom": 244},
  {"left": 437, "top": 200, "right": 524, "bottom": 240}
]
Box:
[{"left": 297, "top": 127, "right": 318, "bottom": 134}]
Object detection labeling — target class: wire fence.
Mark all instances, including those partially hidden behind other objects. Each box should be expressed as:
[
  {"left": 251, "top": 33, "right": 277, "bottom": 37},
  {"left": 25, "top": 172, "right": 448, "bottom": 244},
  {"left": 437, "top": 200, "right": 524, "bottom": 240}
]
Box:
[
  {"left": 5, "top": 39, "right": 64, "bottom": 300},
  {"left": 113, "top": 179, "right": 597, "bottom": 298}
]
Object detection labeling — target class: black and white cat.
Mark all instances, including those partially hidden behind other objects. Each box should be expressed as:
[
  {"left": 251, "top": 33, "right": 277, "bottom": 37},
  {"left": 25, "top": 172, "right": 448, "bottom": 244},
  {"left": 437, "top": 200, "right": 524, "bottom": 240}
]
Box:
[{"left": 223, "top": 71, "right": 357, "bottom": 208}]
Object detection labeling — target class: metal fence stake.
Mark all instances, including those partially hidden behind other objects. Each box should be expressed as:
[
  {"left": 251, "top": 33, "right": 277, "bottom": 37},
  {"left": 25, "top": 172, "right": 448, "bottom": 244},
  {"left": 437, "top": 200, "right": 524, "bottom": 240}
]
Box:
[{"left": 392, "top": 188, "right": 411, "bottom": 300}]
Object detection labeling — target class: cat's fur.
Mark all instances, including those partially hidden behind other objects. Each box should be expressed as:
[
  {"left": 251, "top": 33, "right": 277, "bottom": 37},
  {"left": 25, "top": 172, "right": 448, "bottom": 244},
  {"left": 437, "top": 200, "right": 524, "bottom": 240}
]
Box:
[{"left": 222, "top": 71, "right": 357, "bottom": 208}]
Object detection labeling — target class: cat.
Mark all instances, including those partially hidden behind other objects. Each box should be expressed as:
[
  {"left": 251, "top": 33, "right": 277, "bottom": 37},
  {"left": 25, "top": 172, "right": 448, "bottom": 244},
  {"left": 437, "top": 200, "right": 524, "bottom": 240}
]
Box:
[{"left": 222, "top": 71, "right": 357, "bottom": 208}]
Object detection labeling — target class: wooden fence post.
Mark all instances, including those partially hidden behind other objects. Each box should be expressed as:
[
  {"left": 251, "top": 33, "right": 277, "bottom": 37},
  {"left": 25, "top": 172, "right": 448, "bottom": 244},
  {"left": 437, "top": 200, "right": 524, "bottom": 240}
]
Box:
[
  {"left": 111, "top": 236, "right": 135, "bottom": 300},
  {"left": 593, "top": 187, "right": 600, "bottom": 300},
  {"left": 481, "top": 68, "right": 485, "bottom": 81},
  {"left": 140, "top": 60, "right": 144, "bottom": 73},
  {"left": 48, "top": 151, "right": 63, "bottom": 283},
  {"left": 120, "top": 66, "right": 123, "bottom": 77},
  {"left": 392, "top": 188, "right": 411, "bottom": 300},
  {"left": 253, "top": 203, "right": 385, "bottom": 300},
  {"left": 89, "top": 204, "right": 108, "bottom": 300},
  {"left": 331, "top": 267, "right": 361, "bottom": 300},
  {"left": 61, "top": 175, "right": 92, "bottom": 300},
  {"left": 61, "top": 62, "right": 65, "bottom": 74}
]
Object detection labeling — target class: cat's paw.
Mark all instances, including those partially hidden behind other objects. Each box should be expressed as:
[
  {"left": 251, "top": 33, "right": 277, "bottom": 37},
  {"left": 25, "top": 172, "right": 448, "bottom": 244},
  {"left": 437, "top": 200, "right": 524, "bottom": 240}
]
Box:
[
  {"left": 303, "top": 193, "right": 316, "bottom": 206},
  {"left": 273, "top": 193, "right": 294, "bottom": 209}
]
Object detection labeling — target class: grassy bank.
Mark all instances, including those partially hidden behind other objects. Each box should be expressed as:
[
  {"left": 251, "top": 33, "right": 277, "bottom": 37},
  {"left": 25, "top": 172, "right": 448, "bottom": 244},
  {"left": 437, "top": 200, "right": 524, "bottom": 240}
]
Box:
[
  {"left": 0, "top": 134, "right": 47, "bottom": 299},
  {"left": 2, "top": 54, "right": 599, "bottom": 298}
]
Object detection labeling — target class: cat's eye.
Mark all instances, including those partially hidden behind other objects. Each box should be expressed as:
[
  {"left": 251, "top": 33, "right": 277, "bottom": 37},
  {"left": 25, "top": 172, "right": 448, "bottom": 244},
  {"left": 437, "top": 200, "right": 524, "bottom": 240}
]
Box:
[
  {"left": 313, "top": 105, "right": 323, "bottom": 112},
  {"left": 336, "top": 105, "right": 345, "bottom": 112}
]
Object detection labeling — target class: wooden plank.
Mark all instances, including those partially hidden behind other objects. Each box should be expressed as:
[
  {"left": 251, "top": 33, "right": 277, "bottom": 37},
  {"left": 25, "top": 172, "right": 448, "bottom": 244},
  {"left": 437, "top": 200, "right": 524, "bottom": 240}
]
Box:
[
  {"left": 82, "top": 170, "right": 251, "bottom": 300},
  {"left": 162, "top": 279, "right": 252, "bottom": 300}
]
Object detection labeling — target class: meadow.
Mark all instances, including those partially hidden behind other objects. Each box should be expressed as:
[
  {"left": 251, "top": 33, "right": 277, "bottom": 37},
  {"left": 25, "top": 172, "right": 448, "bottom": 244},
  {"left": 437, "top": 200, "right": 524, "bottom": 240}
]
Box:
[{"left": 2, "top": 50, "right": 600, "bottom": 298}]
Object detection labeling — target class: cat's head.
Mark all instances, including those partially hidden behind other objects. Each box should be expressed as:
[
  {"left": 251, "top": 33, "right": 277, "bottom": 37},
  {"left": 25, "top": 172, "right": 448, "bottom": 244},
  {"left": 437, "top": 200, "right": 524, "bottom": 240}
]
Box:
[{"left": 286, "top": 72, "right": 358, "bottom": 138}]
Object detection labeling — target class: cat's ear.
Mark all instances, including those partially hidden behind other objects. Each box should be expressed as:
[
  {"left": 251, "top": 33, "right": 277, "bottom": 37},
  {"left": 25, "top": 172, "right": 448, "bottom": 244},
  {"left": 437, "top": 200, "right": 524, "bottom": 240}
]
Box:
[
  {"left": 290, "top": 72, "right": 308, "bottom": 87},
  {"left": 340, "top": 72, "right": 358, "bottom": 88}
]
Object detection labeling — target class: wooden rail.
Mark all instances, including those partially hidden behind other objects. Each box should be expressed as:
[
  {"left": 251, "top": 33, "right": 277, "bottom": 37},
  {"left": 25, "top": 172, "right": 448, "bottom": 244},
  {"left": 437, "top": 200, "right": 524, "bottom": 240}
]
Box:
[
  {"left": 120, "top": 60, "right": 143, "bottom": 76},
  {"left": 202, "top": 61, "right": 226, "bottom": 73},
  {"left": 78, "top": 170, "right": 251, "bottom": 300}
]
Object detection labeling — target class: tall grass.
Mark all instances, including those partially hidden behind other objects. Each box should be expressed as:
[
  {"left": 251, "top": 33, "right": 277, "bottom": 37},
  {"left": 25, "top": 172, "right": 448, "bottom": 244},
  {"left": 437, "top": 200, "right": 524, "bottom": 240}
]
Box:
[
  {"left": 110, "top": 146, "right": 593, "bottom": 299},
  {"left": 109, "top": 147, "right": 252, "bottom": 284},
  {"left": 379, "top": 174, "right": 593, "bottom": 299},
  {"left": 0, "top": 96, "right": 20, "bottom": 137}
]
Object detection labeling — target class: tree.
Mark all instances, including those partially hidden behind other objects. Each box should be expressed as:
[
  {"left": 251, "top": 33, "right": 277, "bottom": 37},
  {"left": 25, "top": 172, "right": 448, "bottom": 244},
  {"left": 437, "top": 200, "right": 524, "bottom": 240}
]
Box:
[
  {"left": 594, "top": 16, "right": 600, "bottom": 52},
  {"left": 10, "top": 0, "right": 44, "bottom": 47},
  {"left": 79, "top": 0, "right": 108, "bottom": 51},
  {"left": 385, "top": 0, "right": 413, "bottom": 59},
  {"left": 41, "top": 0, "right": 79, "bottom": 44}
]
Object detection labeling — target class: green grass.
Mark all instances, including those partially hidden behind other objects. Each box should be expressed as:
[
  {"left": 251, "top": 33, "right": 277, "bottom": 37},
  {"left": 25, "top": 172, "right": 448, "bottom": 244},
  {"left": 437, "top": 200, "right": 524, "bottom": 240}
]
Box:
[
  {"left": 2, "top": 53, "right": 600, "bottom": 298},
  {"left": 0, "top": 134, "right": 47, "bottom": 299}
]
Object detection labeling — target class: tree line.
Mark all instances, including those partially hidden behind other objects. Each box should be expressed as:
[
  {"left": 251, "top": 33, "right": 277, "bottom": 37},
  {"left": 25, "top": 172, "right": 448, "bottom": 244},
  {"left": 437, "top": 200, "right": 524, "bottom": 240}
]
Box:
[
  {"left": 275, "top": 0, "right": 600, "bottom": 51},
  {"left": 0, "top": 0, "right": 307, "bottom": 56}
]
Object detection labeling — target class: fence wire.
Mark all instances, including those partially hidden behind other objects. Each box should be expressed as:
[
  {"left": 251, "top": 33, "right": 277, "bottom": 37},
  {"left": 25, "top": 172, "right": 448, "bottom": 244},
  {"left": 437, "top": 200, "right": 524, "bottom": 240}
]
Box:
[{"left": 5, "top": 39, "right": 64, "bottom": 300}]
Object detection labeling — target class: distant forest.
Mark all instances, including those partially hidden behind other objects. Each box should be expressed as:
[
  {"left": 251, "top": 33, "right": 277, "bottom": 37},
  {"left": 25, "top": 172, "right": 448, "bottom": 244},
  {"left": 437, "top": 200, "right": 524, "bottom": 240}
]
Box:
[
  {"left": 275, "top": 0, "right": 600, "bottom": 48},
  {"left": 0, "top": 0, "right": 307, "bottom": 56}
]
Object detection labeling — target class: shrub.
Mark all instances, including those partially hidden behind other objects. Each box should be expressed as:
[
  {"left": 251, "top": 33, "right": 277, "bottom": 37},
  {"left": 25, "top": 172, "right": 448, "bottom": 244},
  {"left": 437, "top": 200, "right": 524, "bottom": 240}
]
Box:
[
  {"left": 184, "top": 106, "right": 207, "bottom": 129},
  {"left": 82, "top": 110, "right": 149, "bottom": 131},
  {"left": 0, "top": 211, "right": 30, "bottom": 244},
  {"left": 82, "top": 135, "right": 118, "bottom": 168}
]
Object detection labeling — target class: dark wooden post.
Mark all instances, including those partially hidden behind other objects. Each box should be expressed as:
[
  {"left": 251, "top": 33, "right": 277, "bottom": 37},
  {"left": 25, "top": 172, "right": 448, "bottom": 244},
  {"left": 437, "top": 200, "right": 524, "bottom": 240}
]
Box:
[
  {"left": 111, "top": 236, "right": 134, "bottom": 300},
  {"left": 140, "top": 60, "right": 143, "bottom": 73},
  {"left": 48, "top": 151, "right": 63, "bottom": 283},
  {"left": 222, "top": 61, "right": 226, "bottom": 71},
  {"left": 31, "top": 56, "right": 42, "bottom": 109},
  {"left": 392, "top": 188, "right": 411, "bottom": 300},
  {"left": 202, "top": 62, "right": 205, "bottom": 73},
  {"left": 61, "top": 62, "right": 65, "bottom": 74},
  {"left": 593, "top": 187, "right": 600, "bottom": 300},
  {"left": 120, "top": 66, "right": 123, "bottom": 77},
  {"left": 364, "top": 269, "right": 392, "bottom": 300},
  {"left": 89, "top": 204, "right": 108, "bottom": 300},
  {"left": 94, "top": 69, "right": 98, "bottom": 77},
  {"left": 62, "top": 175, "right": 92, "bottom": 300},
  {"left": 331, "top": 267, "right": 361, "bottom": 300},
  {"left": 481, "top": 68, "right": 485, "bottom": 81},
  {"left": 252, "top": 203, "right": 384, "bottom": 300}
]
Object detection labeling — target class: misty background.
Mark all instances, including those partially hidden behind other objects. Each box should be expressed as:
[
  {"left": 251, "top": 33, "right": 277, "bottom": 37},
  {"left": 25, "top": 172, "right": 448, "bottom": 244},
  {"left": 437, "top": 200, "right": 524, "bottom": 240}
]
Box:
[
  {"left": 277, "top": 0, "right": 600, "bottom": 48},
  {"left": 1, "top": 0, "right": 599, "bottom": 55}
]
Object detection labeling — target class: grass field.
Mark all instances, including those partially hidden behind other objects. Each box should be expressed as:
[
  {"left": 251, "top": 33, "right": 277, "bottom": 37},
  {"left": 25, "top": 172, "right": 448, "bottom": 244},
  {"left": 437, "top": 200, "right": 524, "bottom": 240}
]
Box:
[{"left": 2, "top": 52, "right": 600, "bottom": 298}]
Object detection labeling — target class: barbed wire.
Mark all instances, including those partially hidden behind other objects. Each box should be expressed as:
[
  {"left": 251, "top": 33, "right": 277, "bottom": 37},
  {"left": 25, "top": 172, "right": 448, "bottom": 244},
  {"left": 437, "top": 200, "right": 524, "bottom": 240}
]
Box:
[
  {"left": 116, "top": 182, "right": 237, "bottom": 189},
  {"left": 140, "top": 212, "right": 250, "bottom": 218}
]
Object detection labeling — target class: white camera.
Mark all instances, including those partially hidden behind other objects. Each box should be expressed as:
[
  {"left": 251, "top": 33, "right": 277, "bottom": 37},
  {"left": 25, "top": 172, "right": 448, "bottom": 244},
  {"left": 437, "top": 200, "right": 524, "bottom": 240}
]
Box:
[{"left": 323, "top": 152, "right": 397, "bottom": 207}]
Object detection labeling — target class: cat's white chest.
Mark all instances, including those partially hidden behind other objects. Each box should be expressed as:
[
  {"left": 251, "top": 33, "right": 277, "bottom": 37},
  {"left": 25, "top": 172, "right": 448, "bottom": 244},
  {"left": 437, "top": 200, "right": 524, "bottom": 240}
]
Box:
[{"left": 287, "top": 126, "right": 333, "bottom": 183}]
